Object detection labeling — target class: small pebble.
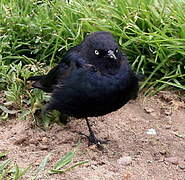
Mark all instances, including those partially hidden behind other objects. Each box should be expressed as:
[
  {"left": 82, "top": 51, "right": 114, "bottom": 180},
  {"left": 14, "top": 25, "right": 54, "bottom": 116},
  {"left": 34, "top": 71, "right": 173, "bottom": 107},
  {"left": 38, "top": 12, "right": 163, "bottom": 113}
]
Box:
[
  {"left": 165, "top": 156, "right": 180, "bottom": 165},
  {"left": 91, "top": 165, "right": 97, "bottom": 170},
  {"left": 117, "top": 156, "right": 132, "bottom": 166},
  {"left": 164, "top": 109, "right": 172, "bottom": 116},
  {"left": 144, "top": 107, "right": 154, "bottom": 113},
  {"left": 159, "top": 150, "right": 168, "bottom": 156},
  {"left": 146, "top": 128, "right": 157, "bottom": 135},
  {"left": 179, "top": 162, "right": 185, "bottom": 170},
  {"left": 42, "top": 137, "right": 48, "bottom": 143},
  {"left": 122, "top": 172, "right": 131, "bottom": 180},
  {"left": 39, "top": 144, "right": 49, "bottom": 150},
  {"left": 165, "top": 125, "right": 171, "bottom": 129}
]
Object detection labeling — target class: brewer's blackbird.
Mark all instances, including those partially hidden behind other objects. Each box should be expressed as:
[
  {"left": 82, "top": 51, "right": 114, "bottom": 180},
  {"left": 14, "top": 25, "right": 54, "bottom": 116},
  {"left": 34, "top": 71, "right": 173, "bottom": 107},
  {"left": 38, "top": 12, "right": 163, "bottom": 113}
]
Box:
[{"left": 27, "top": 31, "right": 140, "bottom": 147}]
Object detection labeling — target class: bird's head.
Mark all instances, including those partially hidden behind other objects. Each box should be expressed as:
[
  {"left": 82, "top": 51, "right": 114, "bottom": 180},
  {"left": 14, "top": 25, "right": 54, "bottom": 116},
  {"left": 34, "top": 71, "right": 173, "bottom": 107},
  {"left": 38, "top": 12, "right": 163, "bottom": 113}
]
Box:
[{"left": 83, "top": 31, "right": 122, "bottom": 62}]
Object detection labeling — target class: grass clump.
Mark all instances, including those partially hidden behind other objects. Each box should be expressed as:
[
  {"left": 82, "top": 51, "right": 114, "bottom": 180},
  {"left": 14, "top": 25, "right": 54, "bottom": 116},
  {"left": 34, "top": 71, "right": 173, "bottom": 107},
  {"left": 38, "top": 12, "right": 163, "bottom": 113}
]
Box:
[
  {"left": 0, "top": 142, "right": 87, "bottom": 179},
  {"left": 0, "top": 156, "right": 31, "bottom": 180},
  {"left": 0, "top": 0, "right": 185, "bottom": 116},
  {"left": 0, "top": 0, "right": 184, "bottom": 178}
]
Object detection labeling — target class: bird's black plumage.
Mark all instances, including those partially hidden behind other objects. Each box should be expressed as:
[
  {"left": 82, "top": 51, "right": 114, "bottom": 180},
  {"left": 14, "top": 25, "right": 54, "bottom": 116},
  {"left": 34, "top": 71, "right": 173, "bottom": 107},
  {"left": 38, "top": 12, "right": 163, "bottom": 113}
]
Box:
[{"left": 27, "top": 31, "right": 140, "bottom": 147}]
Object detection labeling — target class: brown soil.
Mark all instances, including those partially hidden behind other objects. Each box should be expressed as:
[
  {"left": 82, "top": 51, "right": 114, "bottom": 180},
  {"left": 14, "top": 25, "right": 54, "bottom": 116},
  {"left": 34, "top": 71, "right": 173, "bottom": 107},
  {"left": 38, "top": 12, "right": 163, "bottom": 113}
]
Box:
[{"left": 0, "top": 91, "right": 185, "bottom": 180}]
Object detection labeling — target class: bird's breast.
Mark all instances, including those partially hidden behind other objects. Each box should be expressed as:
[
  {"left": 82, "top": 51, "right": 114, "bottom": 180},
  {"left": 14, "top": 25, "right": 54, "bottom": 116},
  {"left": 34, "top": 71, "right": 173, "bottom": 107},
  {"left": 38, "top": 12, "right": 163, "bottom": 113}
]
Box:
[
  {"left": 64, "top": 67, "right": 130, "bottom": 95},
  {"left": 50, "top": 66, "right": 138, "bottom": 117}
]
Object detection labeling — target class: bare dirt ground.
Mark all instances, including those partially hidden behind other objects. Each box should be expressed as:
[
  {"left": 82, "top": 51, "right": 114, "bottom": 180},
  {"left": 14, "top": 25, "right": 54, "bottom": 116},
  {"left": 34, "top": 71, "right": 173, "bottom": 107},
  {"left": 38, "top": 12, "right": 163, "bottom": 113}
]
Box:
[{"left": 0, "top": 91, "right": 185, "bottom": 180}]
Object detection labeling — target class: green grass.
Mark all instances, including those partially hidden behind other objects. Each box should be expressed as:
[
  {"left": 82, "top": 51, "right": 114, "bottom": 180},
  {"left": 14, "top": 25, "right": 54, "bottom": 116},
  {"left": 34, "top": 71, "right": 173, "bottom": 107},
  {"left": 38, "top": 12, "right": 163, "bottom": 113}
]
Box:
[
  {"left": 0, "top": 0, "right": 184, "bottom": 116},
  {"left": 0, "top": 151, "right": 31, "bottom": 180},
  {"left": 0, "top": 0, "right": 184, "bottom": 121},
  {"left": 0, "top": 142, "right": 87, "bottom": 179}
]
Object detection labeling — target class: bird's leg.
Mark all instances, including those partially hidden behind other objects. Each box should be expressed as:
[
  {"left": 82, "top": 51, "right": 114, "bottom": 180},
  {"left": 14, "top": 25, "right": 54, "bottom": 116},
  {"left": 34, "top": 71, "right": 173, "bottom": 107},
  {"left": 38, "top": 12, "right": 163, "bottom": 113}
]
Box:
[
  {"left": 85, "top": 118, "right": 108, "bottom": 148},
  {"left": 86, "top": 118, "right": 97, "bottom": 145}
]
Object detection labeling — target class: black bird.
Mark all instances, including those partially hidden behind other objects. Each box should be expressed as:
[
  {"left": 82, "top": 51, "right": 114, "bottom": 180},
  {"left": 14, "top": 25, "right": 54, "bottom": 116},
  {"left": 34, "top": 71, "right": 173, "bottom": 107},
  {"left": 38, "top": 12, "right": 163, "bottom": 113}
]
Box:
[{"left": 27, "top": 31, "right": 140, "bottom": 147}]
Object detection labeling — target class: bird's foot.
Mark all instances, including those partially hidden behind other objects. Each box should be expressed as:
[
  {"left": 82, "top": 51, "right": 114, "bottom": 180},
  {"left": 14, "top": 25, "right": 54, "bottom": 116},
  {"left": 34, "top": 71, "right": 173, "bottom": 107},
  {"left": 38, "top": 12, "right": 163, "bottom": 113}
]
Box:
[
  {"left": 87, "top": 133, "right": 109, "bottom": 150},
  {"left": 83, "top": 118, "right": 109, "bottom": 150},
  {"left": 76, "top": 131, "right": 109, "bottom": 150}
]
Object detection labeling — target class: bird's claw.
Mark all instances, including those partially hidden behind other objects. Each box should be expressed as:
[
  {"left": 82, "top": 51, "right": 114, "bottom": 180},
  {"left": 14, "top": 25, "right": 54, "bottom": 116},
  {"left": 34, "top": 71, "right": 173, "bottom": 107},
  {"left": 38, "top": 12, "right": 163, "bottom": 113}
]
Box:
[
  {"left": 75, "top": 131, "right": 109, "bottom": 150},
  {"left": 87, "top": 133, "right": 109, "bottom": 150}
]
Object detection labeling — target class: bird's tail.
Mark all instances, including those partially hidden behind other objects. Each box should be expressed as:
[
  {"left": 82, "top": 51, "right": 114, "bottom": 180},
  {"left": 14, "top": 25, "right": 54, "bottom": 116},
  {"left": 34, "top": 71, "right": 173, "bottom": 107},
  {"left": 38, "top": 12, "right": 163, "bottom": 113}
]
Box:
[{"left": 26, "top": 75, "right": 44, "bottom": 81}]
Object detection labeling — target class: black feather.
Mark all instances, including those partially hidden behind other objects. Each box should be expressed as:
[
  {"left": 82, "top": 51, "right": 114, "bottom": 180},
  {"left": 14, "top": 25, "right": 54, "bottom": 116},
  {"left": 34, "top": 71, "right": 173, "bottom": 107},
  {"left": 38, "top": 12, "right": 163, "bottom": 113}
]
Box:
[{"left": 27, "top": 31, "right": 141, "bottom": 147}]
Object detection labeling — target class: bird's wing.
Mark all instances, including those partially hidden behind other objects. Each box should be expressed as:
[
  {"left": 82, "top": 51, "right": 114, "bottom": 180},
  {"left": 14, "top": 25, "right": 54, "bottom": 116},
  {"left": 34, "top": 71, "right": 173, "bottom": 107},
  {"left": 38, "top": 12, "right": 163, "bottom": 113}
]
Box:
[{"left": 27, "top": 51, "right": 89, "bottom": 93}]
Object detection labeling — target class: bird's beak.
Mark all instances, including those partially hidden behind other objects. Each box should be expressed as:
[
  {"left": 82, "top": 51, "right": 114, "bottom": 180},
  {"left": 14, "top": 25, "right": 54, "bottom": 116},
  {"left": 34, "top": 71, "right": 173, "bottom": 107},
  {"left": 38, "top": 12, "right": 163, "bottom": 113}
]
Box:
[{"left": 107, "top": 50, "right": 117, "bottom": 60}]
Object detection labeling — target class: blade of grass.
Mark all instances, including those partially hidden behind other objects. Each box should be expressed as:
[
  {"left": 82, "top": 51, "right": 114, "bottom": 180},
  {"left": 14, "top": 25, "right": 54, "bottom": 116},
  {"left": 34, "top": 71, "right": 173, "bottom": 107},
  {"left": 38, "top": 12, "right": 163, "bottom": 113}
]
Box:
[
  {"left": 53, "top": 151, "right": 74, "bottom": 171},
  {"left": 35, "top": 153, "right": 51, "bottom": 174},
  {"left": 156, "top": 80, "right": 185, "bottom": 90},
  {"left": 0, "top": 159, "right": 11, "bottom": 173},
  {"left": 50, "top": 161, "right": 88, "bottom": 174}
]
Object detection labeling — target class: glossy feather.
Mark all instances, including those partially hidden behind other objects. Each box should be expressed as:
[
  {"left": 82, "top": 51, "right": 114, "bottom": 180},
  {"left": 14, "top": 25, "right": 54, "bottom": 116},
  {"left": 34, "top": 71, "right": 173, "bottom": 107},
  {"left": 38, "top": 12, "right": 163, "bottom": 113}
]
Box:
[{"left": 28, "top": 31, "right": 139, "bottom": 118}]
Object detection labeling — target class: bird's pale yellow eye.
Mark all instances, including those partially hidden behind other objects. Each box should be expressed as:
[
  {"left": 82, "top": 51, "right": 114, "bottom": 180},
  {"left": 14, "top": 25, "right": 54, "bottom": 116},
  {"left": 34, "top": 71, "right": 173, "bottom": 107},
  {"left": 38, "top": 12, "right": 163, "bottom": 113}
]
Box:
[{"left": 94, "top": 50, "right": 99, "bottom": 55}]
